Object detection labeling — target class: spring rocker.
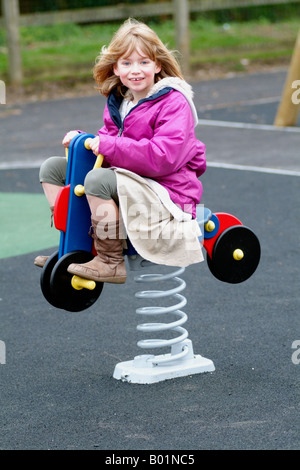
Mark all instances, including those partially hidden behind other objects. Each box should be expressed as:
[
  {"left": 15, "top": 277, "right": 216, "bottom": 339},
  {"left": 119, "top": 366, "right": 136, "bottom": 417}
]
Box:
[{"left": 39, "top": 133, "right": 261, "bottom": 383}]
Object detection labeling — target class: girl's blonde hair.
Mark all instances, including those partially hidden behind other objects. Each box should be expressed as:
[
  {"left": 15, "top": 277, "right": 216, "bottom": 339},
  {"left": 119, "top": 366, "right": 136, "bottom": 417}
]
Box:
[{"left": 93, "top": 18, "right": 183, "bottom": 97}]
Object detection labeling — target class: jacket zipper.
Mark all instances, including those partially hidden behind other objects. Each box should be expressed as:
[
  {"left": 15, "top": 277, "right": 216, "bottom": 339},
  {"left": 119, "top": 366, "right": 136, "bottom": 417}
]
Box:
[
  {"left": 115, "top": 87, "right": 172, "bottom": 138},
  {"left": 117, "top": 103, "right": 136, "bottom": 137}
]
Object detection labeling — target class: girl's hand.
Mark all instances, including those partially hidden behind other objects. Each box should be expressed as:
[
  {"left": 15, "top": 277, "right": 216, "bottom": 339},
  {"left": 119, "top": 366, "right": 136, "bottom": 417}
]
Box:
[
  {"left": 62, "top": 130, "right": 80, "bottom": 148},
  {"left": 88, "top": 136, "right": 100, "bottom": 156}
]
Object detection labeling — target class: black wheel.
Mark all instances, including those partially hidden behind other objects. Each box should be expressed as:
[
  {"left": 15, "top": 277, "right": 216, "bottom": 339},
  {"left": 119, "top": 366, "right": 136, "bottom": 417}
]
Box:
[
  {"left": 207, "top": 252, "right": 225, "bottom": 282},
  {"left": 207, "top": 225, "right": 260, "bottom": 284},
  {"left": 40, "top": 250, "right": 63, "bottom": 308},
  {"left": 49, "top": 251, "right": 104, "bottom": 312}
]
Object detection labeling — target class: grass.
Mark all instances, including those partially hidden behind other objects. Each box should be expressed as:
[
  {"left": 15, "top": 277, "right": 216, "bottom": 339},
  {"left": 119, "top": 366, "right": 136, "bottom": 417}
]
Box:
[
  {"left": 188, "top": 17, "right": 299, "bottom": 71},
  {"left": 0, "top": 17, "right": 299, "bottom": 85}
]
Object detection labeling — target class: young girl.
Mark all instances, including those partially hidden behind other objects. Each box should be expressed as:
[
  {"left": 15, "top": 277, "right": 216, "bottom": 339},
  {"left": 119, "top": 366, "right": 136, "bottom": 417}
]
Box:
[{"left": 35, "top": 18, "right": 206, "bottom": 284}]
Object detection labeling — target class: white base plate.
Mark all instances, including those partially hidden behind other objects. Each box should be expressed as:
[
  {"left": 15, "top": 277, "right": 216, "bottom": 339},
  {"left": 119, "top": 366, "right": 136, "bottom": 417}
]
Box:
[{"left": 113, "top": 353, "right": 215, "bottom": 384}]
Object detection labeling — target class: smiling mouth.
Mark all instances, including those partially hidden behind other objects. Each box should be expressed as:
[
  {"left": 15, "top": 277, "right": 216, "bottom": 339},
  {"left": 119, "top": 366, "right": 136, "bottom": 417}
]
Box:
[{"left": 130, "top": 78, "right": 144, "bottom": 81}]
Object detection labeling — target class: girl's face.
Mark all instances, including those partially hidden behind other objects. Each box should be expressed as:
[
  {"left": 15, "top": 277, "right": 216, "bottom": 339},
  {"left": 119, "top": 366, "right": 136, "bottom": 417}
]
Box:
[{"left": 114, "top": 48, "right": 161, "bottom": 103}]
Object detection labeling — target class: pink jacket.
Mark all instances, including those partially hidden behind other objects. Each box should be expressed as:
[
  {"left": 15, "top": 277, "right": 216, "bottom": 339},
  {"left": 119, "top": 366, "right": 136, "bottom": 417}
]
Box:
[{"left": 97, "top": 81, "right": 206, "bottom": 218}]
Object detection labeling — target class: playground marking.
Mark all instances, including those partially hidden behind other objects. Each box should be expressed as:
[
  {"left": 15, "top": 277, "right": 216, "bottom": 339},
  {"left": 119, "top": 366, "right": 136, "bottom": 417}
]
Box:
[
  {"left": 198, "top": 95, "right": 281, "bottom": 111},
  {"left": 0, "top": 117, "right": 299, "bottom": 177},
  {"left": 0, "top": 160, "right": 45, "bottom": 170},
  {"left": 0, "top": 156, "right": 299, "bottom": 178},
  {"left": 198, "top": 119, "right": 300, "bottom": 133},
  {"left": 0, "top": 193, "right": 59, "bottom": 259},
  {"left": 207, "top": 162, "right": 300, "bottom": 177}
]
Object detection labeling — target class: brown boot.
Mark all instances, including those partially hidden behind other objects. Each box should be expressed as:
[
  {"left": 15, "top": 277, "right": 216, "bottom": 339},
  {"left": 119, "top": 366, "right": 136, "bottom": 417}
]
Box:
[
  {"left": 34, "top": 255, "right": 49, "bottom": 267},
  {"left": 67, "top": 218, "right": 127, "bottom": 284},
  {"left": 34, "top": 206, "right": 54, "bottom": 268}
]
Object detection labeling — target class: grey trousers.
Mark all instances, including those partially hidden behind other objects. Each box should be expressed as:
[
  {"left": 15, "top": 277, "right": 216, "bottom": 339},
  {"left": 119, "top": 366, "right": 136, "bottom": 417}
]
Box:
[{"left": 39, "top": 156, "right": 118, "bottom": 202}]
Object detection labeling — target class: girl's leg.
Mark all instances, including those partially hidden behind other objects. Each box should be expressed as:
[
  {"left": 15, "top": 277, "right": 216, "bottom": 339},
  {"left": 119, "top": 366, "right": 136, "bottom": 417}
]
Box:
[
  {"left": 86, "top": 194, "right": 119, "bottom": 223},
  {"left": 42, "top": 182, "right": 61, "bottom": 209},
  {"left": 39, "top": 156, "right": 67, "bottom": 208},
  {"left": 67, "top": 168, "right": 126, "bottom": 284},
  {"left": 85, "top": 167, "right": 120, "bottom": 237},
  {"left": 34, "top": 156, "right": 67, "bottom": 267}
]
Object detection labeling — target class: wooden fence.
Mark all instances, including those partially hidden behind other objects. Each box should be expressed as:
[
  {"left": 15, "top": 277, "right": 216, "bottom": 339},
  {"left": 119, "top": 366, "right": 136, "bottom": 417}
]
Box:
[{"left": 2, "top": 0, "right": 300, "bottom": 27}]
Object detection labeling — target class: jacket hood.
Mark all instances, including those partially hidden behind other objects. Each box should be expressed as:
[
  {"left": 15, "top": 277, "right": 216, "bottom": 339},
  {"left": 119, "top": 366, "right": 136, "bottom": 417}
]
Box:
[{"left": 147, "top": 77, "right": 199, "bottom": 126}]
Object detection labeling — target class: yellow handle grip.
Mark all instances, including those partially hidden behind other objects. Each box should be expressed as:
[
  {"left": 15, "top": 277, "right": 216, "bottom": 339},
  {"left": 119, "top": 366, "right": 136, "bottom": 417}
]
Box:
[
  {"left": 73, "top": 137, "right": 104, "bottom": 198},
  {"left": 93, "top": 154, "right": 104, "bottom": 168},
  {"left": 84, "top": 137, "right": 104, "bottom": 169},
  {"left": 84, "top": 137, "right": 93, "bottom": 150}
]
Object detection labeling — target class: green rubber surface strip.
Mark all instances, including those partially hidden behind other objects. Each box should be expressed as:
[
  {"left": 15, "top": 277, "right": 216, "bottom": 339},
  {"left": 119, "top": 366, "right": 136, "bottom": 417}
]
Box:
[{"left": 1, "top": 193, "right": 59, "bottom": 259}]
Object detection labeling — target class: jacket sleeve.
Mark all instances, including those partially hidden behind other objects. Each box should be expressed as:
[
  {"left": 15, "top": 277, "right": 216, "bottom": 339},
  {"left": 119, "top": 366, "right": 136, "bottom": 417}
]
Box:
[
  {"left": 97, "top": 93, "right": 205, "bottom": 178},
  {"left": 96, "top": 123, "right": 112, "bottom": 168}
]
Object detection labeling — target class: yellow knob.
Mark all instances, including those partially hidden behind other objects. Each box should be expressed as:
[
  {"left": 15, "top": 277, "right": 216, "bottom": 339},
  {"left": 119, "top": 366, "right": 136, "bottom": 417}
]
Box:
[
  {"left": 71, "top": 275, "right": 96, "bottom": 291},
  {"left": 233, "top": 249, "right": 244, "bottom": 261},
  {"left": 74, "top": 184, "right": 85, "bottom": 196},
  {"left": 205, "top": 220, "right": 216, "bottom": 232}
]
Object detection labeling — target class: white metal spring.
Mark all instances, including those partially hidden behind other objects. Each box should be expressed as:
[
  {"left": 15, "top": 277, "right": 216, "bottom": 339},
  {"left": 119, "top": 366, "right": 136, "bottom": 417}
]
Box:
[{"left": 134, "top": 267, "right": 189, "bottom": 364}]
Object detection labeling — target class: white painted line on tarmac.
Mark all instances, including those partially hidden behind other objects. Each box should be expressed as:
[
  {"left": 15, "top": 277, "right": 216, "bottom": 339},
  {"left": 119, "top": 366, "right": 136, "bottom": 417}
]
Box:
[
  {"left": 198, "top": 119, "right": 300, "bottom": 133},
  {"left": 0, "top": 159, "right": 299, "bottom": 177},
  {"left": 198, "top": 96, "right": 281, "bottom": 111},
  {"left": 0, "top": 160, "right": 44, "bottom": 170},
  {"left": 207, "top": 161, "right": 300, "bottom": 177}
]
